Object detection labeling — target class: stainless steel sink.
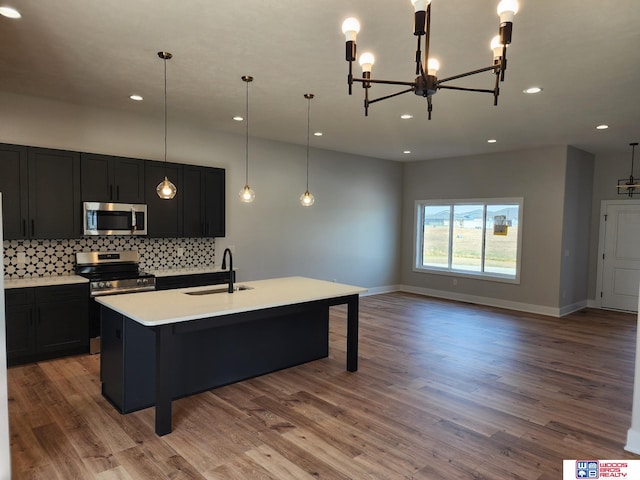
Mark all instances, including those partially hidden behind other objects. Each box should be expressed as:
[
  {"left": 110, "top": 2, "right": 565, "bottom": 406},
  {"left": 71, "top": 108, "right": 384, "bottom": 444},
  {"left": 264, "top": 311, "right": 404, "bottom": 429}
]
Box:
[{"left": 184, "top": 285, "right": 253, "bottom": 295}]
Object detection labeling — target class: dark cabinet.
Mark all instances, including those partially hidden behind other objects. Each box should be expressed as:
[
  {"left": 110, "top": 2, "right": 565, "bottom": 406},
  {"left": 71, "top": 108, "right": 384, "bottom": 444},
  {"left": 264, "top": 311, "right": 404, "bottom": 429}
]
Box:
[
  {"left": 155, "top": 271, "right": 233, "bottom": 290},
  {"left": 183, "top": 166, "right": 225, "bottom": 237},
  {"left": 145, "top": 160, "right": 184, "bottom": 238},
  {"left": 0, "top": 144, "right": 81, "bottom": 240},
  {"left": 27, "top": 147, "right": 82, "bottom": 239},
  {"left": 0, "top": 144, "right": 29, "bottom": 239},
  {"left": 5, "top": 284, "right": 89, "bottom": 366},
  {"left": 5, "top": 289, "right": 35, "bottom": 360},
  {"left": 81, "top": 153, "right": 145, "bottom": 203}
]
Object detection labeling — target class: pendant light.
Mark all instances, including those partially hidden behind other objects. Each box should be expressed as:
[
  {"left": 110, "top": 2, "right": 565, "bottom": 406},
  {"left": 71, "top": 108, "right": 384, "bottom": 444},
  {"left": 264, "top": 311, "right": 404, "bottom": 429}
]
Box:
[
  {"left": 156, "top": 51, "right": 177, "bottom": 200},
  {"left": 239, "top": 75, "right": 255, "bottom": 203},
  {"left": 300, "top": 93, "right": 315, "bottom": 207}
]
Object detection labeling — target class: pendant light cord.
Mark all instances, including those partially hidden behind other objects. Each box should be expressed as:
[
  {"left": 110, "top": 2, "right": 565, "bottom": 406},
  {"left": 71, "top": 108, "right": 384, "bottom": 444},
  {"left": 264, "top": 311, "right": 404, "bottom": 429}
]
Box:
[
  {"left": 245, "top": 79, "right": 250, "bottom": 186},
  {"left": 163, "top": 56, "right": 168, "bottom": 174},
  {"left": 306, "top": 96, "right": 311, "bottom": 191}
]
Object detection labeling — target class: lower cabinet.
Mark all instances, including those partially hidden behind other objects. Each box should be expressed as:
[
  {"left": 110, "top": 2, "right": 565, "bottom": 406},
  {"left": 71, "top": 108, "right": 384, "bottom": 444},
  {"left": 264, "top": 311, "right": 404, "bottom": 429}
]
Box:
[{"left": 5, "top": 284, "right": 89, "bottom": 366}]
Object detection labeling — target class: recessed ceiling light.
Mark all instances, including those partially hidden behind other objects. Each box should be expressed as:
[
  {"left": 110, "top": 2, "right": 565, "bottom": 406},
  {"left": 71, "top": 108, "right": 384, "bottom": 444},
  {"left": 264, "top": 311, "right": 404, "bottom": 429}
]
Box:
[
  {"left": 523, "top": 87, "right": 542, "bottom": 94},
  {"left": 233, "top": 116, "right": 243, "bottom": 122},
  {"left": 400, "top": 114, "right": 413, "bottom": 120},
  {"left": 487, "top": 139, "right": 497, "bottom": 143},
  {"left": 596, "top": 124, "right": 609, "bottom": 130},
  {"left": 403, "top": 150, "right": 411, "bottom": 154},
  {"left": 129, "top": 94, "right": 143, "bottom": 101},
  {"left": 313, "top": 132, "right": 323, "bottom": 136},
  {"left": 0, "top": 6, "right": 21, "bottom": 18}
]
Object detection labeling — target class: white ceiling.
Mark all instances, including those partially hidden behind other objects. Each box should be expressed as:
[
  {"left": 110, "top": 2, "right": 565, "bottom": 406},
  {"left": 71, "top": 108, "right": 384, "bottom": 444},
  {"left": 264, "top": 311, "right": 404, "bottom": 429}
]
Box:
[{"left": 0, "top": 0, "right": 639, "bottom": 161}]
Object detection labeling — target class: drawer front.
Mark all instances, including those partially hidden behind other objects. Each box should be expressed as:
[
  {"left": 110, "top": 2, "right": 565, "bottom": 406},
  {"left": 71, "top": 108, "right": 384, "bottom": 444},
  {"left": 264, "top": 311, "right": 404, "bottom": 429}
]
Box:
[
  {"left": 35, "top": 284, "right": 89, "bottom": 303},
  {"left": 5, "top": 287, "right": 35, "bottom": 306}
]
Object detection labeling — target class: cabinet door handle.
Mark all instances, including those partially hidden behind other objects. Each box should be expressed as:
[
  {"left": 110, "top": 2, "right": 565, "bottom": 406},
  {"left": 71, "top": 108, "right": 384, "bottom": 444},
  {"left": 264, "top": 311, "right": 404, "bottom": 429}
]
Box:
[
  {"left": 109, "top": 185, "right": 113, "bottom": 200},
  {"left": 116, "top": 185, "right": 120, "bottom": 201},
  {"left": 22, "top": 219, "right": 26, "bottom": 237},
  {"left": 31, "top": 219, "right": 35, "bottom": 236}
]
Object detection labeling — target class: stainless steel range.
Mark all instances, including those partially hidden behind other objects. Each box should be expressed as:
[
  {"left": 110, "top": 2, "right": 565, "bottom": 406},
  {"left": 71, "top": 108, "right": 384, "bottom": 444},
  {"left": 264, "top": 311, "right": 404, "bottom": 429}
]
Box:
[{"left": 75, "top": 250, "right": 155, "bottom": 353}]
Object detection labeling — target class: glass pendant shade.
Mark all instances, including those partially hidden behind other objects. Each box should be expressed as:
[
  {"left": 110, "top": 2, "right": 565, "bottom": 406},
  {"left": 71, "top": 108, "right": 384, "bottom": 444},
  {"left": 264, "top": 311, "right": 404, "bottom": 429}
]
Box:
[
  {"left": 300, "top": 191, "right": 315, "bottom": 207},
  {"left": 157, "top": 176, "right": 177, "bottom": 199},
  {"left": 239, "top": 184, "right": 255, "bottom": 203}
]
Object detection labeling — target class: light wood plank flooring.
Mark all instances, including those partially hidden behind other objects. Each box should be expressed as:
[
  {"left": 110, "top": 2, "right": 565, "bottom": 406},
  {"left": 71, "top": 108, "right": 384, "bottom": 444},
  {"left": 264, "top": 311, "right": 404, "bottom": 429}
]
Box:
[{"left": 7, "top": 293, "right": 639, "bottom": 479}]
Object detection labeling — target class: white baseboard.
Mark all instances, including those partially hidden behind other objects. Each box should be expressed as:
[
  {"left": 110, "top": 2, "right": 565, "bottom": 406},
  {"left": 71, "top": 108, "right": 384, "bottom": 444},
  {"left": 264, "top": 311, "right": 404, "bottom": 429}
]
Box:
[
  {"left": 363, "top": 285, "right": 595, "bottom": 318},
  {"left": 626, "top": 428, "right": 640, "bottom": 454},
  {"left": 360, "top": 285, "right": 400, "bottom": 296},
  {"left": 395, "top": 284, "right": 563, "bottom": 317}
]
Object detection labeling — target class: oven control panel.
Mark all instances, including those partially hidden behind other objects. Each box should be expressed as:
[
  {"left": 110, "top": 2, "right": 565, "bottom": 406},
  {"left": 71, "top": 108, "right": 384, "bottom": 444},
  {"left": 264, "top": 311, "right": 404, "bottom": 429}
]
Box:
[{"left": 90, "top": 276, "right": 156, "bottom": 296}]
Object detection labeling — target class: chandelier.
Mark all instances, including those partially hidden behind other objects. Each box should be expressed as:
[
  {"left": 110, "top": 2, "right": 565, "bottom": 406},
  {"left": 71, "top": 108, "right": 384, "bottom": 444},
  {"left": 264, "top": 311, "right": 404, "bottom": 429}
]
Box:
[
  {"left": 341, "top": 0, "right": 519, "bottom": 118},
  {"left": 617, "top": 142, "right": 640, "bottom": 197}
]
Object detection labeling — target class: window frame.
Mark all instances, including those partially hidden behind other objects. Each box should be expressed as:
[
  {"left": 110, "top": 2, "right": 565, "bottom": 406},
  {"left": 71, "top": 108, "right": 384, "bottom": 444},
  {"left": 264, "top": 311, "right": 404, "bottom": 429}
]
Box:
[{"left": 413, "top": 197, "right": 524, "bottom": 284}]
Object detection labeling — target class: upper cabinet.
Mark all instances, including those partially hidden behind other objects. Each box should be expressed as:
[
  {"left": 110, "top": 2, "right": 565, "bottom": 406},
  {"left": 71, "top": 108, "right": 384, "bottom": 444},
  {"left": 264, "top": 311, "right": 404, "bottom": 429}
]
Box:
[
  {"left": 0, "top": 142, "right": 225, "bottom": 240},
  {"left": 183, "top": 165, "right": 225, "bottom": 237},
  {"left": 28, "top": 147, "right": 82, "bottom": 239},
  {"left": 81, "top": 153, "right": 145, "bottom": 203},
  {"left": 0, "top": 144, "right": 29, "bottom": 239},
  {"left": 0, "top": 144, "right": 81, "bottom": 240},
  {"left": 145, "top": 160, "right": 184, "bottom": 238}
]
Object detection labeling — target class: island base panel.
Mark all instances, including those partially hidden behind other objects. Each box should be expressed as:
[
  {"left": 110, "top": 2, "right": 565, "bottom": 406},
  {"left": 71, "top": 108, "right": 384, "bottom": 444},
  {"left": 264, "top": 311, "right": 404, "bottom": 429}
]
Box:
[{"left": 100, "top": 305, "right": 329, "bottom": 413}]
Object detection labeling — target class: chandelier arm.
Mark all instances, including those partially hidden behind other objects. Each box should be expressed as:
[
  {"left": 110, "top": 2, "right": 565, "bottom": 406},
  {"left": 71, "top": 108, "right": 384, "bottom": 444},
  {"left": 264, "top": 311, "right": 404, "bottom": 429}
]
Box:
[
  {"left": 437, "top": 85, "right": 496, "bottom": 94},
  {"left": 352, "top": 77, "right": 416, "bottom": 87},
  {"left": 367, "top": 88, "right": 416, "bottom": 106},
  {"left": 435, "top": 64, "right": 501, "bottom": 85},
  {"left": 348, "top": 61, "right": 354, "bottom": 95},
  {"left": 427, "top": 95, "right": 433, "bottom": 120},
  {"left": 493, "top": 68, "right": 500, "bottom": 106}
]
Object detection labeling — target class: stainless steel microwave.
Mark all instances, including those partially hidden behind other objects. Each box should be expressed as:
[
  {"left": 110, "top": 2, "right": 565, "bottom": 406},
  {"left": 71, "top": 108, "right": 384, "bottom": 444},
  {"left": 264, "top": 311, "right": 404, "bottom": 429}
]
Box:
[{"left": 83, "top": 202, "right": 147, "bottom": 235}]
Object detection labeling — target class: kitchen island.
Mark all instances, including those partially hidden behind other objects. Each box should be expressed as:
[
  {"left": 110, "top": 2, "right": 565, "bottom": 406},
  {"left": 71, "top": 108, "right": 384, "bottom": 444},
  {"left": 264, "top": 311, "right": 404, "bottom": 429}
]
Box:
[{"left": 96, "top": 276, "right": 366, "bottom": 435}]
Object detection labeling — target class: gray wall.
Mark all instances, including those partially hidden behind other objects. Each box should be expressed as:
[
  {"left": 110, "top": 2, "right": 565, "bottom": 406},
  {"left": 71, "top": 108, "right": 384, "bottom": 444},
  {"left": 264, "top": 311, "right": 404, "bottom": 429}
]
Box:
[
  {"left": 559, "top": 146, "right": 595, "bottom": 312},
  {"left": 0, "top": 92, "right": 403, "bottom": 290},
  {"left": 588, "top": 149, "right": 639, "bottom": 300},
  {"left": 400, "top": 146, "right": 570, "bottom": 313}
]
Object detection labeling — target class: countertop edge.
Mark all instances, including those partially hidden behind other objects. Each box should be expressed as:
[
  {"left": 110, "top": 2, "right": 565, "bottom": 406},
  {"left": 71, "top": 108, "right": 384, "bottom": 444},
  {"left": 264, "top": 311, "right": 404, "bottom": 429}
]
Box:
[{"left": 96, "top": 277, "right": 367, "bottom": 327}]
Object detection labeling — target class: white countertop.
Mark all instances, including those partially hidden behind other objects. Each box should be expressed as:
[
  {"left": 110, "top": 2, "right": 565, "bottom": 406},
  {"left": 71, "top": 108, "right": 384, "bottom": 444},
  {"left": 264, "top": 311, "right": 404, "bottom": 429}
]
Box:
[
  {"left": 149, "top": 267, "right": 231, "bottom": 277},
  {"left": 4, "top": 275, "right": 89, "bottom": 289},
  {"left": 96, "top": 276, "right": 367, "bottom": 327}
]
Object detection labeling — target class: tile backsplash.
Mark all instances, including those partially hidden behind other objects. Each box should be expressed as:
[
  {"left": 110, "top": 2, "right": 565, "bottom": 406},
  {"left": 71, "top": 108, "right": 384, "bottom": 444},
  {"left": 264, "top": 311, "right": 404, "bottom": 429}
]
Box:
[{"left": 2, "top": 237, "right": 216, "bottom": 279}]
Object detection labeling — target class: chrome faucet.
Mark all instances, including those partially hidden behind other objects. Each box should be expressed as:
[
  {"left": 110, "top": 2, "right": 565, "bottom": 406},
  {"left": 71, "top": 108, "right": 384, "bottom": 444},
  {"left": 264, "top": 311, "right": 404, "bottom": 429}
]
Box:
[{"left": 221, "top": 248, "right": 234, "bottom": 293}]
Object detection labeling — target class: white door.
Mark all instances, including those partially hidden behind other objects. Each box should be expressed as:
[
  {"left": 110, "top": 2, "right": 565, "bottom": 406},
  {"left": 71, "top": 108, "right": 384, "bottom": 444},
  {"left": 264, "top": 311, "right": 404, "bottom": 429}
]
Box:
[{"left": 599, "top": 201, "right": 640, "bottom": 312}]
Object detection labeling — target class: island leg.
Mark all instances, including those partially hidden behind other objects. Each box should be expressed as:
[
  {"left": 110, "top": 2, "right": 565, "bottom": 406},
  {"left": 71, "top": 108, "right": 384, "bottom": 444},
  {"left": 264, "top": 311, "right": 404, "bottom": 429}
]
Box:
[
  {"left": 155, "top": 324, "right": 175, "bottom": 436},
  {"left": 346, "top": 295, "right": 359, "bottom": 372}
]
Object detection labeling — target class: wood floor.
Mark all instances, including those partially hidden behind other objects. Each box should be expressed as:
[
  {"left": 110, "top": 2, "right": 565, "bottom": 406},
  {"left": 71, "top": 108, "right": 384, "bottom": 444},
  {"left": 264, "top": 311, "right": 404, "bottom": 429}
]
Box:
[{"left": 7, "top": 292, "right": 639, "bottom": 479}]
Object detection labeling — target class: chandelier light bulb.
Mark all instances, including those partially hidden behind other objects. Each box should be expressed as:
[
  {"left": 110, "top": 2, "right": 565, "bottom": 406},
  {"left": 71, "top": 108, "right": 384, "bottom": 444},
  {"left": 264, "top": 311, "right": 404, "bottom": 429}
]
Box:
[
  {"left": 490, "top": 35, "right": 504, "bottom": 59},
  {"left": 300, "top": 191, "right": 315, "bottom": 207},
  {"left": 410, "top": 0, "right": 430, "bottom": 12},
  {"left": 427, "top": 58, "right": 440, "bottom": 76},
  {"left": 359, "top": 52, "right": 375, "bottom": 72},
  {"left": 497, "top": 0, "right": 519, "bottom": 22},
  {"left": 239, "top": 185, "right": 255, "bottom": 203},
  {"left": 342, "top": 17, "right": 360, "bottom": 41}
]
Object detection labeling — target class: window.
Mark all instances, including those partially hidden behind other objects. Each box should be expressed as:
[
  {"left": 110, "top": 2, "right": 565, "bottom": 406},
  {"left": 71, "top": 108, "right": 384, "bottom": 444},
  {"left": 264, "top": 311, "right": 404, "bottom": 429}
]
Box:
[{"left": 414, "top": 198, "right": 523, "bottom": 283}]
